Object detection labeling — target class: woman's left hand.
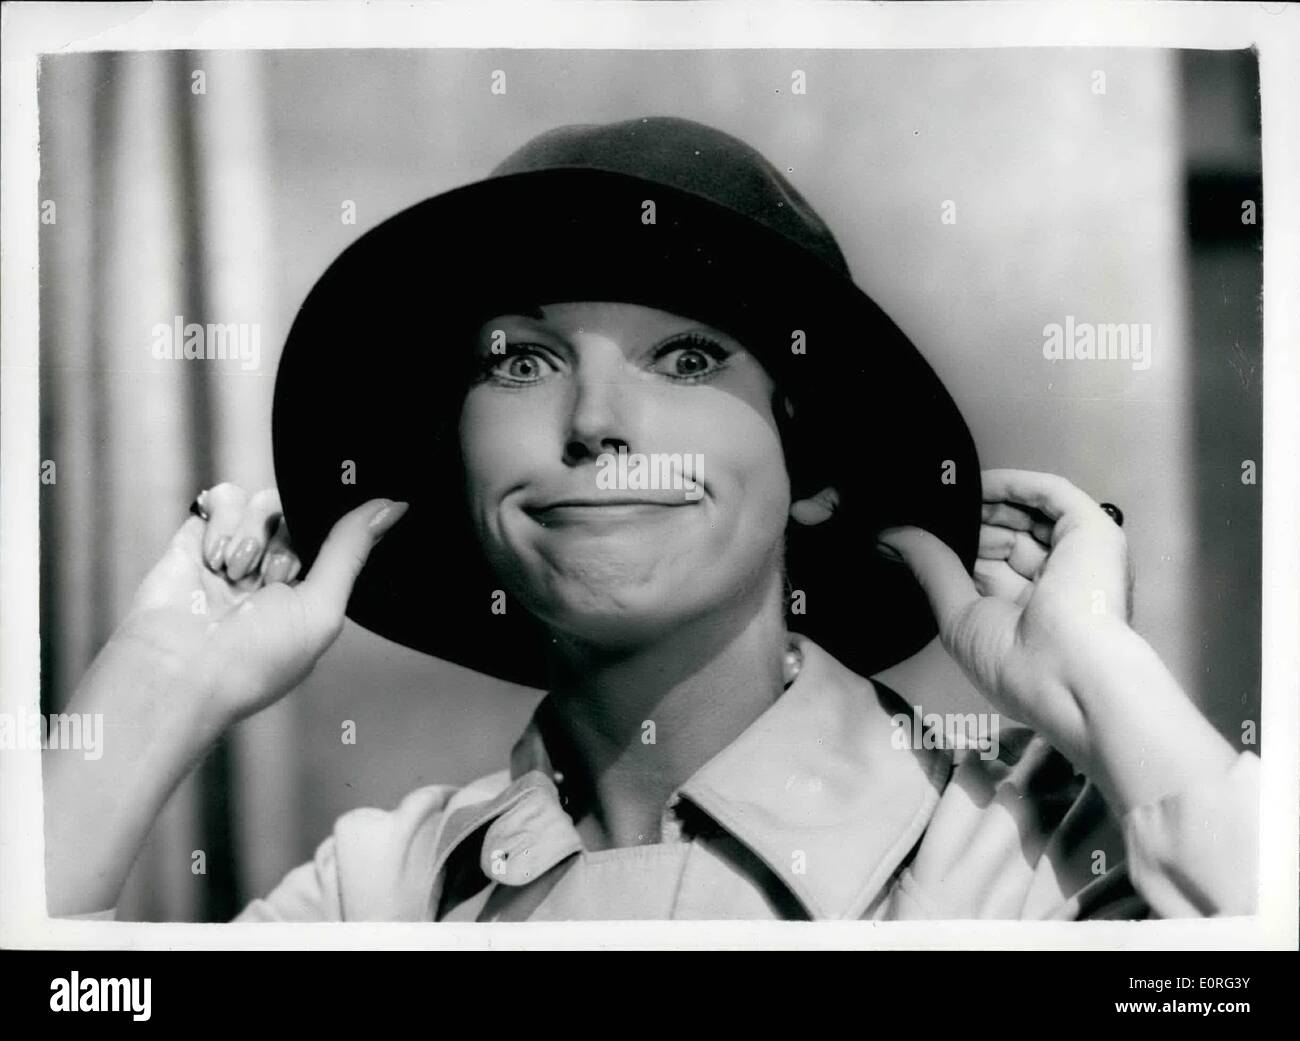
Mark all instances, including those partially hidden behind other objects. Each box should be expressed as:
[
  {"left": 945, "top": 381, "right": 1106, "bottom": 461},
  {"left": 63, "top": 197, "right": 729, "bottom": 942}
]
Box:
[{"left": 877, "top": 468, "right": 1135, "bottom": 773}]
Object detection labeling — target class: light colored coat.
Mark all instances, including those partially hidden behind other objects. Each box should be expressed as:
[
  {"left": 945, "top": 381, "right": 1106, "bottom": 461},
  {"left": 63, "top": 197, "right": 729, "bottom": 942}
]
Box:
[{"left": 223, "top": 633, "right": 1258, "bottom": 922}]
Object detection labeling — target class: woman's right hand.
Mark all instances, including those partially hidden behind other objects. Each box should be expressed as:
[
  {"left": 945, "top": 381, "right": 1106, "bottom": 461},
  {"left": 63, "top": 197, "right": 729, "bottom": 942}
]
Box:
[
  {"left": 111, "top": 483, "right": 408, "bottom": 735},
  {"left": 45, "top": 484, "right": 407, "bottom": 918}
]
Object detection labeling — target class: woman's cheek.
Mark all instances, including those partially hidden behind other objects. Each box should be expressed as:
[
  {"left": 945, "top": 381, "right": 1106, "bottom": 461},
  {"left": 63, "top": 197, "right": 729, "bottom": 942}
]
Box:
[
  {"left": 461, "top": 399, "right": 523, "bottom": 533},
  {"left": 735, "top": 413, "right": 791, "bottom": 503},
  {"left": 463, "top": 395, "right": 541, "bottom": 485}
]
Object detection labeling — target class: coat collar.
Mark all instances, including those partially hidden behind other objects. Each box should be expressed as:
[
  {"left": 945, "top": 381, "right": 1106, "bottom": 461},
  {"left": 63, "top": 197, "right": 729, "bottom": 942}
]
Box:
[{"left": 430, "top": 633, "right": 953, "bottom": 920}]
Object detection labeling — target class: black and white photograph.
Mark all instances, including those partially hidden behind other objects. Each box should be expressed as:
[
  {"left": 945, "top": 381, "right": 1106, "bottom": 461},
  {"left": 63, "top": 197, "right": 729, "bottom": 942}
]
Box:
[{"left": 2, "top": 0, "right": 1296, "bottom": 981}]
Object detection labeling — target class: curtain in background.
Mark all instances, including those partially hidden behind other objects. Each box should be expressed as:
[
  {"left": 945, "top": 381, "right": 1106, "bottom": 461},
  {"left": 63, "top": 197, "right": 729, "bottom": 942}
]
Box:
[{"left": 40, "top": 50, "right": 292, "bottom": 921}]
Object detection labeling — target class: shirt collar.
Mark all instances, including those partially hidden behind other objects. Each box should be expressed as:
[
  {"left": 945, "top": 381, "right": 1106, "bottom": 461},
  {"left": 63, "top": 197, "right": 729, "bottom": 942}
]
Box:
[{"left": 430, "top": 632, "right": 953, "bottom": 920}]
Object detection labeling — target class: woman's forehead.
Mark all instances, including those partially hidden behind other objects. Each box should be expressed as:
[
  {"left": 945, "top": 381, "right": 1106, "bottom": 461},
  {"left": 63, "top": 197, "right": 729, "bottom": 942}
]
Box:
[{"left": 477, "top": 300, "right": 744, "bottom": 345}]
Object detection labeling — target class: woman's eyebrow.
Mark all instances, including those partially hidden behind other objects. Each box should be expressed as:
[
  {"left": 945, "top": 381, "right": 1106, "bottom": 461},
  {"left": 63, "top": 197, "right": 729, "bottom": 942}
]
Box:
[
  {"left": 486, "top": 301, "right": 548, "bottom": 323},
  {"left": 476, "top": 310, "right": 556, "bottom": 345}
]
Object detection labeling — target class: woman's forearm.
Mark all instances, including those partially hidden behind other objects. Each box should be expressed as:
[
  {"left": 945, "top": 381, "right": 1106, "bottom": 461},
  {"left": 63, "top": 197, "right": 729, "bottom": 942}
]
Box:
[
  {"left": 43, "top": 635, "right": 223, "bottom": 917},
  {"left": 1068, "top": 621, "right": 1240, "bottom": 819}
]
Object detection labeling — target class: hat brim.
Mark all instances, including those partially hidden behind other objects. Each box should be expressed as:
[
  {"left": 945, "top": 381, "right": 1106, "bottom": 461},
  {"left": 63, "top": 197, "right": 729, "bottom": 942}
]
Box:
[{"left": 272, "top": 168, "right": 981, "bottom": 686}]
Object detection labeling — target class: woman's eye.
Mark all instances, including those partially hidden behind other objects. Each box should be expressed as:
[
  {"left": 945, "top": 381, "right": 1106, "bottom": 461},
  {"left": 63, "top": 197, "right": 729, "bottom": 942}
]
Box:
[
  {"left": 652, "top": 334, "right": 731, "bottom": 381},
  {"left": 482, "top": 344, "right": 556, "bottom": 384}
]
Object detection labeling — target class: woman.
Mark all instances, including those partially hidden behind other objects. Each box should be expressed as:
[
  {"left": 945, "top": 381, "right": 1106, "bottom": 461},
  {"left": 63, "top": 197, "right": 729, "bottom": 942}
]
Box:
[{"left": 45, "top": 117, "right": 1258, "bottom": 922}]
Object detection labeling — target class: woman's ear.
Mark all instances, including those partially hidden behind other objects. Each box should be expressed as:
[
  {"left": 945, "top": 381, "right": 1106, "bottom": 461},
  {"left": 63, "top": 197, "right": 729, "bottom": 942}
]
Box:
[{"left": 790, "top": 485, "right": 840, "bottom": 526}]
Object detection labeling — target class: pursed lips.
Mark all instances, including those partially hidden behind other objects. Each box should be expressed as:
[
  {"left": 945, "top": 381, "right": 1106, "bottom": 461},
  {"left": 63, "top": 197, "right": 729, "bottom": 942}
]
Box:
[{"left": 524, "top": 496, "right": 699, "bottom": 527}]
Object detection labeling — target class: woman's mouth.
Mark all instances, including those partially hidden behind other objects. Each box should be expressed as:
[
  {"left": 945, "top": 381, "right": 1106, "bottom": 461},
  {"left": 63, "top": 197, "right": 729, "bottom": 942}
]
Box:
[{"left": 524, "top": 497, "right": 698, "bottom": 529}]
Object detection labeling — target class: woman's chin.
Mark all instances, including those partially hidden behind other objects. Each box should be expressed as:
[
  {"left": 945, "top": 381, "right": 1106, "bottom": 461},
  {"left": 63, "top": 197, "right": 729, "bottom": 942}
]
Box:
[{"left": 530, "top": 589, "right": 711, "bottom": 652}]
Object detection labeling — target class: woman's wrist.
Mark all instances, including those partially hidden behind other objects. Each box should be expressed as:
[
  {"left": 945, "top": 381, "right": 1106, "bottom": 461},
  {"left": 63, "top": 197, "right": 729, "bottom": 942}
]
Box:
[
  {"left": 97, "top": 619, "right": 232, "bottom": 748},
  {"left": 1064, "top": 621, "right": 1239, "bottom": 818}
]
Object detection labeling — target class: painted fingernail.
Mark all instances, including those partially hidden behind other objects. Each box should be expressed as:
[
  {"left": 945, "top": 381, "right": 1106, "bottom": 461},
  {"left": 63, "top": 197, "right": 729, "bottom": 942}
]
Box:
[
  {"left": 264, "top": 552, "right": 290, "bottom": 584},
  {"left": 874, "top": 540, "right": 905, "bottom": 563},
  {"left": 205, "top": 535, "right": 229, "bottom": 571},
  {"left": 369, "top": 500, "right": 410, "bottom": 535},
  {"left": 227, "top": 537, "right": 260, "bottom": 580}
]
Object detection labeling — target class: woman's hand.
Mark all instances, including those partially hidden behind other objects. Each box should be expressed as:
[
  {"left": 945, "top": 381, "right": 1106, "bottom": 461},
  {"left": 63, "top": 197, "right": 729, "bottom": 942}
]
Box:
[
  {"left": 44, "top": 484, "right": 407, "bottom": 918},
  {"left": 880, "top": 469, "right": 1255, "bottom": 916},
  {"left": 112, "top": 483, "right": 408, "bottom": 735},
  {"left": 878, "top": 469, "right": 1161, "bottom": 779}
]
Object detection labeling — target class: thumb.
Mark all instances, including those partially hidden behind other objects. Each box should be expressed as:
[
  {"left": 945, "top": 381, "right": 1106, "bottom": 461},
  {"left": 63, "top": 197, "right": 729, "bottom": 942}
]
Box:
[
  {"left": 166, "top": 514, "right": 207, "bottom": 560},
  {"left": 298, "top": 499, "right": 409, "bottom": 635},
  {"left": 877, "top": 525, "right": 980, "bottom": 631}
]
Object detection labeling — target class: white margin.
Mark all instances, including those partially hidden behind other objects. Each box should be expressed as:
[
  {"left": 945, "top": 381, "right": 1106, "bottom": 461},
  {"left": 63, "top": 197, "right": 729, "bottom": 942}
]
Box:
[{"left": 2, "top": 0, "right": 1297, "bottom": 951}]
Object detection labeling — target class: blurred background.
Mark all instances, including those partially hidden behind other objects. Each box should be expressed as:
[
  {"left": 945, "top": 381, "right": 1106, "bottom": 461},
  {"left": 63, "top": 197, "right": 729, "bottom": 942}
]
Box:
[{"left": 38, "top": 48, "right": 1262, "bottom": 921}]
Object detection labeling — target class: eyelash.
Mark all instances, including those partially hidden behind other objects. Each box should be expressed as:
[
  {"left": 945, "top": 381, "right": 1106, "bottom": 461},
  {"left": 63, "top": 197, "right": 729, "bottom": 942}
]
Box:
[
  {"left": 655, "top": 332, "right": 732, "bottom": 382},
  {"left": 476, "top": 331, "right": 732, "bottom": 386}
]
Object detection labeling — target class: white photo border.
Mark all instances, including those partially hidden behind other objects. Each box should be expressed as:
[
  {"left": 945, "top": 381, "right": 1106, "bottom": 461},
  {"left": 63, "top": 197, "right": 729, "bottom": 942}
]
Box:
[{"left": 2, "top": 0, "right": 1296, "bottom": 951}]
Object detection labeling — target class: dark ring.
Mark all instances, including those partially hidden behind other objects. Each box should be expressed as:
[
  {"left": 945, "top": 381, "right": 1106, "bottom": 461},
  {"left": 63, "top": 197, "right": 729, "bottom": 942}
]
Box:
[
  {"left": 189, "top": 489, "right": 210, "bottom": 521},
  {"left": 1099, "top": 502, "right": 1124, "bottom": 528}
]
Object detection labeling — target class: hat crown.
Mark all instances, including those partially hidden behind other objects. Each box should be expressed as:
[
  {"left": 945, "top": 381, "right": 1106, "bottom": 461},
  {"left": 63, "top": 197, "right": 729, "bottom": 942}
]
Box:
[{"left": 490, "top": 116, "right": 852, "bottom": 276}]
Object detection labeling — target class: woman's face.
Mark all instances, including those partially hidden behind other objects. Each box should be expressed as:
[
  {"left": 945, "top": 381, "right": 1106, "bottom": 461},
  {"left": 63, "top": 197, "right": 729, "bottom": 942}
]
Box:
[{"left": 460, "top": 301, "right": 791, "bottom": 647}]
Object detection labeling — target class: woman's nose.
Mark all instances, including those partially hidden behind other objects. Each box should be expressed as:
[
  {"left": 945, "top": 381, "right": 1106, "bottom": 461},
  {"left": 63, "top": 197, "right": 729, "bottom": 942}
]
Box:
[{"left": 562, "top": 370, "right": 633, "bottom": 465}]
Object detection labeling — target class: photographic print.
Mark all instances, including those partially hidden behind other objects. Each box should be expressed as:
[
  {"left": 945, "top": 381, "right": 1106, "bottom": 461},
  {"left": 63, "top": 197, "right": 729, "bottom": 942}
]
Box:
[{"left": 3, "top": 4, "right": 1294, "bottom": 982}]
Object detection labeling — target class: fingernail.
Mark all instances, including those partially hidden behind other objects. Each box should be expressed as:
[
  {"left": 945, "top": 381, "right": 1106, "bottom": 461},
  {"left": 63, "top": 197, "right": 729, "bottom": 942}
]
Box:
[
  {"left": 227, "top": 537, "right": 260, "bottom": 580},
  {"left": 264, "top": 553, "right": 290, "bottom": 584},
  {"left": 369, "top": 499, "right": 410, "bottom": 534},
  {"left": 205, "top": 535, "right": 229, "bottom": 571},
  {"left": 874, "top": 540, "right": 905, "bottom": 563}
]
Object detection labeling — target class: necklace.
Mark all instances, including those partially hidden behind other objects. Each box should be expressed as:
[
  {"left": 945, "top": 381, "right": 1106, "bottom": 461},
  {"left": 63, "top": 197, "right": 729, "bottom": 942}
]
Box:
[{"left": 782, "top": 639, "right": 804, "bottom": 689}]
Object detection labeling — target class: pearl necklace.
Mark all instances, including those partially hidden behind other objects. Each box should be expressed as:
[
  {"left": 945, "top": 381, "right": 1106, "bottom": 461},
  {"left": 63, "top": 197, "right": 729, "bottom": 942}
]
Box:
[{"left": 782, "top": 640, "right": 804, "bottom": 689}]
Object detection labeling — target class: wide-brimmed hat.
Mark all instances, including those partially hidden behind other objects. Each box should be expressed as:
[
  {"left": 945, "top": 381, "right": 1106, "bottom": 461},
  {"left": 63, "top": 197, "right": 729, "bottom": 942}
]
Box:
[{"left": 272, "top": 116, "right": 981, "bottom": 687}]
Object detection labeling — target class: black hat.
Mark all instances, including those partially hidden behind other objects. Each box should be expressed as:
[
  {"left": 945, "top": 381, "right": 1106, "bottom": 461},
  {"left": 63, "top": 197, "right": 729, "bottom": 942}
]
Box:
[{"left": 272, "top": 116, "right": 981, "bottom": 687}]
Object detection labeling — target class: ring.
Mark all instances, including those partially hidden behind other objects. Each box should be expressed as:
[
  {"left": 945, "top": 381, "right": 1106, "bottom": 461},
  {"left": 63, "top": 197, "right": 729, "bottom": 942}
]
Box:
[
  {"left": 1099, "top": 502, "right": 1124, "bottom": 528},
  {"left": 189, "top": 489, "right": 211, "bottom": 521}
]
